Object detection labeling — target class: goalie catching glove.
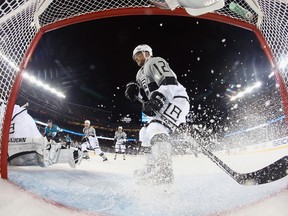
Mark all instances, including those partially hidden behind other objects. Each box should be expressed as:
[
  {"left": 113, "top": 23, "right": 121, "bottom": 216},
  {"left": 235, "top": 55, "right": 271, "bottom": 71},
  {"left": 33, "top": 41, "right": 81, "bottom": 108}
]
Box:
[
  {"left": 143, "top": 91, "right": 166, "bottom": 117},
  {"left": 125, "top": 81, "right": 139, "bottom": 102}
]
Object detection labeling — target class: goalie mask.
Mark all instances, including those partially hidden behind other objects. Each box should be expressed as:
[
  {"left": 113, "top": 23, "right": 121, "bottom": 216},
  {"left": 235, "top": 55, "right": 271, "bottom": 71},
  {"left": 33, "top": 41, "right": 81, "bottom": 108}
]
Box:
[{"left": 132, "top": 44, "right": 153, "bottom": 60}]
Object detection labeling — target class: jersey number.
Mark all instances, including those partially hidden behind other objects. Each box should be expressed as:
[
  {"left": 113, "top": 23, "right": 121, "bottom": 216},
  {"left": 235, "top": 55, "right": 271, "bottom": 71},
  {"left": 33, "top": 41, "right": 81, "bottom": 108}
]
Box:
[
  {"left": 10, "top": 123, "right": 15, "bottom": 134},
  {"left": 153, "top": 61, "right": 169, "bottom": 76}
]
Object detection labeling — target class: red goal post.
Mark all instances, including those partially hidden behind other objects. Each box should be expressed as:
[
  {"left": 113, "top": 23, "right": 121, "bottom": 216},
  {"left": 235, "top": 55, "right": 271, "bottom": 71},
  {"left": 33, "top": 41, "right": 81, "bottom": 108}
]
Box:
[{"left": 1, "top": 0, "right": 288, "bottom": 179}]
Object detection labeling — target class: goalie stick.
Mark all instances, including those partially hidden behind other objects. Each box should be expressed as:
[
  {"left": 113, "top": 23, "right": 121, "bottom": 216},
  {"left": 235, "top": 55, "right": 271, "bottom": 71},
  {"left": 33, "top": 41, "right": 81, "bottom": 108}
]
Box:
[{"left": 135, "top": 96, "right": 288, "bottom": 185}]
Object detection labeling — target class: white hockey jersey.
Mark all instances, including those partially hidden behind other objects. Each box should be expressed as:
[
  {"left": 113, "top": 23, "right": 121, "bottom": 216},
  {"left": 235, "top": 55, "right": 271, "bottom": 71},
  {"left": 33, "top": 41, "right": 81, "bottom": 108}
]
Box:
[
  {"left": 7, "top": 104, "right": 78, "bottom": 167},
  {"left": 114, "top": 131, "right": 127, "bottom": 144},
  {"left": 10, "top": 105, "right": 42, "bottom": 139},
  {"left": 83, "top": 126, "right": 96, "bottom": 137},
  {"left": 136, "top": 56, "right": 189, "bottom": 103}
]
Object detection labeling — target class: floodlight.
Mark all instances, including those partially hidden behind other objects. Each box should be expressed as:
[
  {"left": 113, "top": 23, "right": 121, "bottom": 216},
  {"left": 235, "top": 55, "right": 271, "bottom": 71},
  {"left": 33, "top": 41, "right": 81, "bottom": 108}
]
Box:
[
  {"left": 237, "top": 92, "right": 245, "bottom": 98},
  {"left": 254, "top": 81, "right": 262, "bottom": 88},
  {"left": 0, "top": 51, "right": 19, "bottom": 71},
  {"left": 23, "top": 72, "right": 65, "bottom": 98},
  {"left": 244, "top": 86, "right": 253, "bottom": 93},
  {"left": 268, "top": 72, "right": 274, "bottom": 78},
  {"left": 230, "top": 81, "right": 262, "bottom": 101}
]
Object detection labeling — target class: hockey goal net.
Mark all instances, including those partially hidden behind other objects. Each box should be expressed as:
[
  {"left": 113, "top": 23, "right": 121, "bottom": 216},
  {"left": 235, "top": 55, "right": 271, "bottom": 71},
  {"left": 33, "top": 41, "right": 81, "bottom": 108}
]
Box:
[{"left": 0, "top": 0, "right": 288, "bottom": 178}]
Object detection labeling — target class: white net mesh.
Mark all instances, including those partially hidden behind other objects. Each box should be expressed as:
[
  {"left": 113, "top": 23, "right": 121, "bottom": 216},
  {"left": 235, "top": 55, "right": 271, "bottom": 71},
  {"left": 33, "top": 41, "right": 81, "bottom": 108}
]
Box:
[
  {"left": 0, "top": 0, "right": 287, "bottom": 175},
  {"left": 216, "top": 0, "right": 288, "bottom": 78},
  {"left": 0, "top": 0, "right": 39, "bottom": 151},
  {"left": 37, "top": 0, "right": 151, "bottom": 27}
]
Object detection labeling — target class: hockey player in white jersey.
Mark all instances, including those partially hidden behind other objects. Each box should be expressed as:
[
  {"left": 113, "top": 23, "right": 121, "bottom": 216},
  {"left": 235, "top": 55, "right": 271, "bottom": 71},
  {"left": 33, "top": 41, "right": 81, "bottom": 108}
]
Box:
[
  {"left": 6, "top": 103, "right": 80, "bottom": 168},
  {"left": 7, "top": 103, "right": 44, "bottom": 166},
  {"left": 114, "top": 126, "right": 127, "bottom": 160},
  {"left": 81, "top": 120, "right": 108, "bottom": 161},
  {"left": 125, "top": 44, "right": 190, "bottom": 185}
]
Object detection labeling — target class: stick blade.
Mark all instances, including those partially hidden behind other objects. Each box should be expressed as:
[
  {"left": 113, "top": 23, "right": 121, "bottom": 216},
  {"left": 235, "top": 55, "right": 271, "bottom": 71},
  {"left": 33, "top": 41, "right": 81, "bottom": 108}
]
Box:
[{"left": 236, "top": 156, "right": 288, "bottom": 185}]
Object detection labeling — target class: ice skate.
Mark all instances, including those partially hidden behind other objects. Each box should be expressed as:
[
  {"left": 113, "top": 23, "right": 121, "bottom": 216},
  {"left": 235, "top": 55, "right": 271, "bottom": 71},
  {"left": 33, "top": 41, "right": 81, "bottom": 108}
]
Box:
[
  {"left": 134, "top": 159, "right": 174, "bottom": 185},
  {"left": 100, "top": 152, "right": 108, "bottom": 162},
  {"left": 136, "top": 133, "right": 174, "bottom": 185},
  {"left": 83, "top": 155, "right": 90, "bottom": 160},
  {"left": 82, "top": 151, "right": 90, "bottom": 160},
  {"left": 74, "top": 150, "right": 83, "bottom": 165}
]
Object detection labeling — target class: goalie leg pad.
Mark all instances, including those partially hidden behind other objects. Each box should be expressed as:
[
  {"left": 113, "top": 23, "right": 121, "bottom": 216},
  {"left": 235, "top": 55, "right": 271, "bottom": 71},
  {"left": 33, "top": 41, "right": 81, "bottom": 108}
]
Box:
[
  {"left": 57, "top": 149, "right": 76, "bottom": 168},
  {"left": 9, "top": 152, "right": 39, "bottom": 166},
  {"left": 8, "top": 137, "right": 47, "bottom": 156},
  {"left": 43, "top": 141, "right": 62, "bottom": 166},
  {"left": 8, "top": 137, "right": 48, "bottom": 167}
]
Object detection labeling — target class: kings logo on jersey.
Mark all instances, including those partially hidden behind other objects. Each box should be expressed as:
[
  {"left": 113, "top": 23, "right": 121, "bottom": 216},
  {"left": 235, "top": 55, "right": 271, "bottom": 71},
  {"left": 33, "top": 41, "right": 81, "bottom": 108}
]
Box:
[{"left": 9, "top": 105, "right": 42, "bottom": 139}]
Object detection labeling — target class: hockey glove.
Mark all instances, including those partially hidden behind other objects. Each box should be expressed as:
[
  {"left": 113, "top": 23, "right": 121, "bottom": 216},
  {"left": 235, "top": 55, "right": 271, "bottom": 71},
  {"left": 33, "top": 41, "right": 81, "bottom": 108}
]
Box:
[
  {"left": 125, "top": 81, "right": 139, "bottom": 102},
  {"left": 143, "top": 101, "right": 156, "bottom": 116},
  {"left": 81, "top": 136, "right": 89, "bottom": 143},
  {"left": 142, "top": 91, "right": 166, "bottom": 117}
]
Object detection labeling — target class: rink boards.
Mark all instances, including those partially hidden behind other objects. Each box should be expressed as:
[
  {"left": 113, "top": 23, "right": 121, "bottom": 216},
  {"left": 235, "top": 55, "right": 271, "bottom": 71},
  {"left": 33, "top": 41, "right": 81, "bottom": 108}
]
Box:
[{"left": 217, "top": 136, "right": 288, "bottom": 155}]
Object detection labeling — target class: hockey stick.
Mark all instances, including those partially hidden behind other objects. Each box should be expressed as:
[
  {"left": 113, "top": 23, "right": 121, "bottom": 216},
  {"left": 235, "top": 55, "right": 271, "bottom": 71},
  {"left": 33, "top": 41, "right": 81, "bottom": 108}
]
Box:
[
  {"left": 135, "top": 96, "right": 288, "bottom": 185},
  {"left": 194, "top": 134, "right": 288, "bottom": 185}
]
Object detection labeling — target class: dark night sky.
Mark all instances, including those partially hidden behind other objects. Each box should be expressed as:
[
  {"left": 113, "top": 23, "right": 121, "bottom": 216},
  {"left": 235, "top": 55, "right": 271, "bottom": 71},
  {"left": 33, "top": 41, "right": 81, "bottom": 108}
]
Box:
[{"left": 22, "top": 15, "right": 276, "bottom": 128}]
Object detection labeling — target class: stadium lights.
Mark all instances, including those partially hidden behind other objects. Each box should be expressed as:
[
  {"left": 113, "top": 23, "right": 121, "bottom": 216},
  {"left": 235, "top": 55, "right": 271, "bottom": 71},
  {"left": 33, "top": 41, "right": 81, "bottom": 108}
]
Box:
[
  {"left": 0, "top": 51, "right": 65, "bottom": 98},
  {"left": 267, "top": 55, "right": 288, "bottom": 78},
  {"left": 23, "top": 72, "right": 66, "bottom": 98},
  {"left": 0, "top": 51, "right": 19, "bottom": 71},
  {"left": 268, "top": 72, "right": 274, "bottom": 78},
  {"left": 230, "top": 81, "right": 262, "bottom": 101}
]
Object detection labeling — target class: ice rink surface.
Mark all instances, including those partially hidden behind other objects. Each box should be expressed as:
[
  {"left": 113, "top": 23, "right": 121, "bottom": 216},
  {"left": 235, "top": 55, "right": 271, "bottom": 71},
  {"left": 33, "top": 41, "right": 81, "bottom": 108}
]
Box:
[{"left": 1, "top": 148, "right": 288, "bottom": 216}]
